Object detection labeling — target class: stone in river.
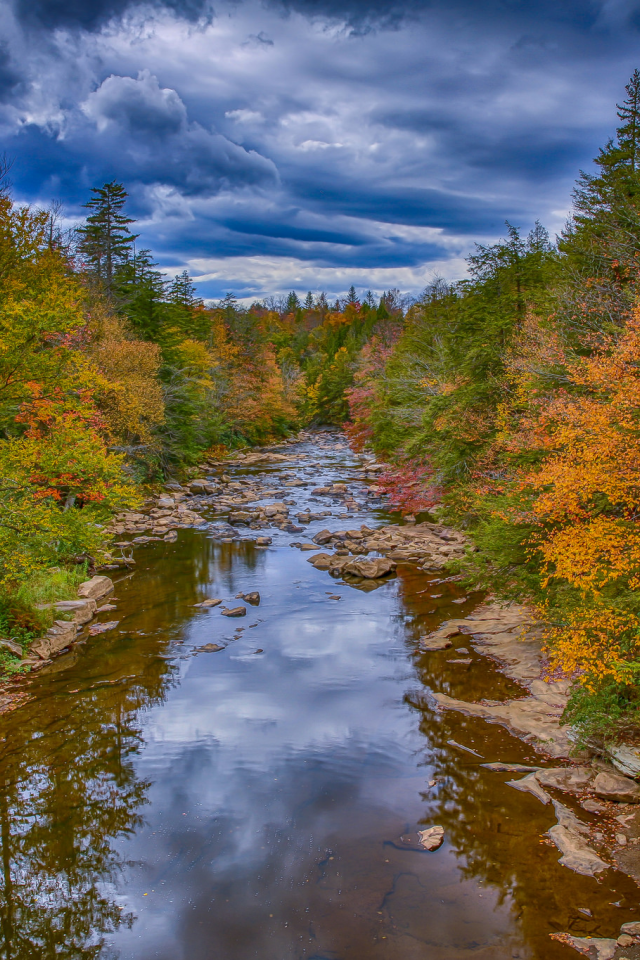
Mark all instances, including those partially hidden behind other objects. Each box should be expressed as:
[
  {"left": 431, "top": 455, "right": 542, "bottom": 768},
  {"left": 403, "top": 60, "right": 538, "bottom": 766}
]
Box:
[
  {"left": 620, "top": 922, "right": 640, "bottom": 936},
  {"left": 194, "top": 598, "right": 223, "bottom": 608},
  {"left": 197, "top": 643, "right": 224, "bottom": 653},
  {"left": 342, "top": 557, "right": 396, "bottom": 579},
  {"left": 77, "top": 575, "right": 114, "bottom": 601},
  {"left": 255, "top": 537, "right": 272, "bottom": 546},
  {"left": 417, "top": 826, "right": 444, "bottom": 850},
  {"left": 88, "top": 620, "right": 120, "bottom": 635},
  {"left": 243, "top": 592, "right": 261, "bottom": 605},
  {"left": 593, "top": 770, "right": 640, "bottom": 803},
  {"left": 419, "top": 636, "right": 452, "bottom": 651},
  {"left": 221, "top": 606, "right": 247, "bottom": 617},
  {"left": 307, "top": 553, "right": 333, "bottom": 570}
]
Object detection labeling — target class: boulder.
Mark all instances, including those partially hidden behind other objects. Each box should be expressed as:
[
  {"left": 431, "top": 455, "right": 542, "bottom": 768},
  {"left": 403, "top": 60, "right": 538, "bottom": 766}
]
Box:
[
  {"left": 593, "top": 770, "right": 640, "bottom": 803},
  {"left": 48, "top": 599, "right": 97, "bottom": 625},
  {"left": 31, "top": 619, "right": 77, "bottom": 660},
  {"left": 77, "top": 576, "right": 114, "bottom": 602},
  {"left": 194, "top": 598, "right": 222, "bottom": 608},
  {"left": 156, "top": 497, "right": 175, "bottom": 508},
  {"left": 312, "top": 529, "right": 333, "bottom": 545},
  {"left": 609, "top": 744, "right": 640, "bottom": 779},
  {"left": 620, "top": 922, "right": 640, "bottom": 936},
  {"left": 535, "top": 767, "right": 594, "bottom": 794},
  {"left": 342, "top": 557, "right": 396, "bottom": 579},
  {"left": 307, "top": 553, "right": 333, "bottom": 570},
  {"left": 0, "top": 638, "right": 22, "bottom": 657}
]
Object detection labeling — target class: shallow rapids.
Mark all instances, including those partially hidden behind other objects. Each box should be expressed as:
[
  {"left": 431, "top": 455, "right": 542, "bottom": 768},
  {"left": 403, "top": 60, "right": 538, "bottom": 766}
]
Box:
[{"left": 0, "top": 433, "right": 638, "bottom": 960}]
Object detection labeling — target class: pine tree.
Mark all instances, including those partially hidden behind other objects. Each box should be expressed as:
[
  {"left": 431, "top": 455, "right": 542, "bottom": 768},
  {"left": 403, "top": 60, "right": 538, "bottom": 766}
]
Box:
[
  {"left": 365, "top": 290, "right": 376, "bottom": 308},
  {"left": 346, "top": 285, "right": 358, "bottom": 305},
  {"left": 316, "top": 292, "right": 328, "bottom": 311},
  {"left": 286, "top": 291, "right": 300, "bottom": 312},
  {"left": 77, "top": 181, "right": 138, "bottom": 294},
  {"left": 303, "top": 291, "right": 314, "bottom": 311},
  {"left": 169, "top": 270, "right": 199, "bottom": 308}
]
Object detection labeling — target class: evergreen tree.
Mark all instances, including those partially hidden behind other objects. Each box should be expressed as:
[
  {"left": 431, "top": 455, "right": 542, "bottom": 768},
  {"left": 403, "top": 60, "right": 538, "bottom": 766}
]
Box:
[
  {"left": 114, "top": 249, "right": 166, "bottom": 340},
  {"left": 169, "top": 270, "right": 199, "bottom": 308},
  {"left": 346, "top": 285, "right": 358, "bottom": 305},
  {"left": 365, "top": 290, "right": 376, "bottom": 308},
  {"left": 77, "top": 181, "right": 137, "bottom": 295},
  {"left": 316, "top": 292, "right": 328, "bottom": 311},
  {"left": 561, "top": 68, "right": 640, "bottom": 313},
  {"left": 303, "top": 291, "right": 314, "bottom": 311},
  {"left": 286, "top": 291, "right": 300, "bottom": 312}
]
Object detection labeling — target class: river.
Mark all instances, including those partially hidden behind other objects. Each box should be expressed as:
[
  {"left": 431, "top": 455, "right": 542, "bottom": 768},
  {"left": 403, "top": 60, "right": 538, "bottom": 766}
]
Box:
[{"left": 0, "top": 433, "right": 638, "bottom": 960}]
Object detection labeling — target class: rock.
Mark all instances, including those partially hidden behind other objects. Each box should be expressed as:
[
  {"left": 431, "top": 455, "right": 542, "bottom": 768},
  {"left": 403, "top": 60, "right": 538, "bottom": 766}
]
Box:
[
  {"left": 194, "top": 598, "right": 222, "bottom": 608},
  {"left": 47, "top": 599, "right": 97, "bottom": 625},
  {"left": 419, "top": 637, "right": 452, "bottom": 651},
  {"left": 156, "top": 497, "right": 175, "bottom": 508},
  {"left": 417, "top": 826, "right": 444, "bottom": 850},
  {"left": 620, "top": 922, "right": 640, "bottom": 936},
  {"left": 617, "top": 933, "right": 634, "bottom": 947},
  {"left": 562, "top": 936, "right": 617, "bottom": 960},
  {"left": 0, "top": 639, "right": 22, "bottom": 657},
  {"left": 255, "top": 537, "right": 272, "bottom": 546},
  {"left": 307, "top": 553, "right": 333, "bottom": 570},
  {"left": 342, "top": 557, "right": 396, "bottom": 579},
  {"left": 163, "top": 530, "right": 178, "bottom": 542},
  {"left": 77, "top": 576, "right": 114, "bottom": 602},
  {"left": 593, "top": 770, "right": 640, "bottom": 803},
  {"left": 88, "top": 621, "right": 119, "bottom": 635},
  {"left": 535, "top": 767, "right": 594, "bottom": 794},
  {"left": 582, "top": 798, "right": 609, "bottom": 814},
  {"left": 448, "top": 657, "right": 472, "bottom": 664},
  {"left": 196, "top": 643, "right": 224, "bottom": 653},
  {"left": 242, "top": 592, "right": 260, "bottom": 605},
  {"left": 299, "top": 543, "right": 318, "bottom": 551},
  {"left": 221, "top": 606, "right": 247, "bottom": 617},
  {"left": 285, "top": 523, "right": 305, "bottom": 533},
  {"left": 31, "top": 619, "right": 78, "bottom": 660},
  {"left": 546, "top": 824, "right": 609, "bottom": 876},
  {"left": 609, "top": 745, "right": 640, "bottom": 779},
  {"left": 507, "top": 773, "right": 551, "bottom": 805},
  {"left": 482, "top": 762, "right": 542, "bottom": 773}
]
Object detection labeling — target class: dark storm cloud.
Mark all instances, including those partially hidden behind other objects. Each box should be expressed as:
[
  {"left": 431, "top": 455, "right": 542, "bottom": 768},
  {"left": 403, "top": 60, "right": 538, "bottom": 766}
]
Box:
[
  {"left": 15, "top": 0, "right": 213, "bottom": 30},
  {"left": 2, "top": 0, "right": 640, "bottom": 296}
]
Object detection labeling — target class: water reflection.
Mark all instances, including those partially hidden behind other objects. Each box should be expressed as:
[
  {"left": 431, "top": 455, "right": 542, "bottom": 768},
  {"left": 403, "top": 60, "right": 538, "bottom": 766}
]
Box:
[{"left": 1, "top": 440, "right": 638, "bottom": 959}]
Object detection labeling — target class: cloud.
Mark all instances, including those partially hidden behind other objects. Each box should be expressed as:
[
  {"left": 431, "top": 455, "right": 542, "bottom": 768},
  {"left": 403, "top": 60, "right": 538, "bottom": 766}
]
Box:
[
  {"left": 76, "top": 71, "right": 278, "bottom": 194},
  {"left": 2, "top": 0, "right": 640, "bottom": 298}
]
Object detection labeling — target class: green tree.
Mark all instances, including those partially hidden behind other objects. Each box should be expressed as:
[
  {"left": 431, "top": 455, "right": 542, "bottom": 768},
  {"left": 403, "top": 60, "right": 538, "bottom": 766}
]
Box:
[
  {"left": 303, "top": 291, "right": 314, "bottom": 311},
  {"left": 286, "top": 291, "right": 300, "bottom": 312},
  {"left": 77, "top": 181, "right": 137, "bottom": 295}
]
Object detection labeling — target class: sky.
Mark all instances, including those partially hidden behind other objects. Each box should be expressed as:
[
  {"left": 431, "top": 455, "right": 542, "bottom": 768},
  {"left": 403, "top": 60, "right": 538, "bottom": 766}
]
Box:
[{"left": 1, "top": 0, "right": 639, "bottom": 302}]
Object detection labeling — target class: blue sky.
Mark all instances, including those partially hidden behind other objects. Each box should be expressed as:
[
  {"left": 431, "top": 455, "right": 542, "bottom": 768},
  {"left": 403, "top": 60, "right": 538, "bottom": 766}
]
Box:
[{"left": 1, "top": 0, "right": 639, "bottom": 301}]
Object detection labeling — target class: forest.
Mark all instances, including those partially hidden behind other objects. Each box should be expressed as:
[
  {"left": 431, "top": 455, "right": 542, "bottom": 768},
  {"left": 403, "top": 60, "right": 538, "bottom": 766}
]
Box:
[{"left": 2, "top": 70, "right": 640, "bottom": 739}]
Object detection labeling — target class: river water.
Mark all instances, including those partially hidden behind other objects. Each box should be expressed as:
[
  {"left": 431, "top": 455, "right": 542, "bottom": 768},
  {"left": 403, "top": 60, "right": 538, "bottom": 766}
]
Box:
[{"left": 0, "top": 434, "right": 638, "bottom": 960}]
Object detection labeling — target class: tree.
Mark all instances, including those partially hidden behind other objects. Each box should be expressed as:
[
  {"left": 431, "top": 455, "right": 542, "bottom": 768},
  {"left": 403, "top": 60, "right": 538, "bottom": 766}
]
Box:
[
  {"left": 286, "top": 291, "right": 300, "bottom": 312},
  {"left": 169, "top": 270, "right": 199, "bottom": 308},
  {"left": 346, "top": 285, "right": 358, "bottom": 305},
  {"left": 77, "top": 181, "right": 137, "bottom": 295},
  {"left": 303, "top": 291, "right": 314, "bottom": 311}
]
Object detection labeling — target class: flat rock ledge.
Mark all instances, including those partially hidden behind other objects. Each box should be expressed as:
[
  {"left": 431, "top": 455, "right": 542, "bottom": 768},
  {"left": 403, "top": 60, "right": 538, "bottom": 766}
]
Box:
[{"left": 428, "top": 601, "right": 573, "bottom": 757}]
